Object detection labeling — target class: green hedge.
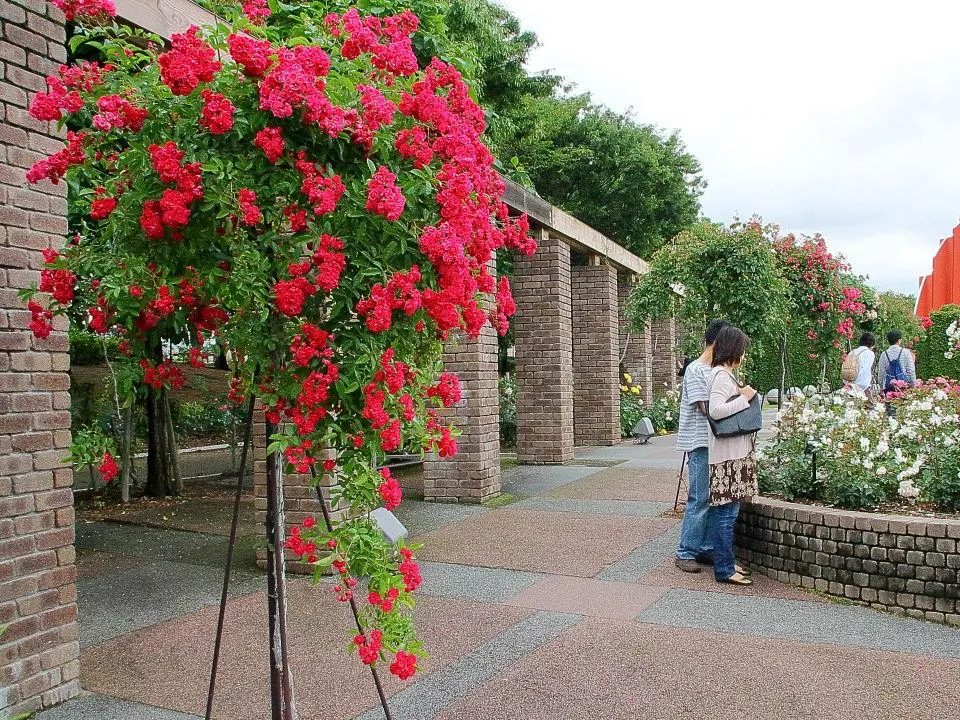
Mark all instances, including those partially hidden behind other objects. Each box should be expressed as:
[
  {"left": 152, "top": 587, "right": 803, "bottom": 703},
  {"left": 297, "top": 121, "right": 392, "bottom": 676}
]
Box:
[{"left": 915, "top": 304, "right": 960, "bottom": 380}]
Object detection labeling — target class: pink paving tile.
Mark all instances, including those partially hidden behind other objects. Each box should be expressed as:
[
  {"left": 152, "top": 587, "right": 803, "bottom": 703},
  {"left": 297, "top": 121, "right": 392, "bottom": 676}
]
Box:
[
  {"left": 80, "top": 580, "right": 531, "bottom": 720},
  {"left": 545, "top": 467, "right": 680, "bottom": 503},
  {"left": 417, "top": 509, "right": 676, "bottom": 577},
  {"left": 435, "top": 618, "right": 960, "bottom": 720},
  {"left": 636, "top": 558, "right": 827, "bottom": 602},
  {"left": 505, "top": 575, "right": 668, "bottom": 619}
]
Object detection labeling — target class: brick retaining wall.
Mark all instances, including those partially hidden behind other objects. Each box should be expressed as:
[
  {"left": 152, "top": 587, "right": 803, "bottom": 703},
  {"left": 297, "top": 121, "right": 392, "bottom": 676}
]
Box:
[{"left": 736, "top": 496, "right": 960, "bottom": 626}]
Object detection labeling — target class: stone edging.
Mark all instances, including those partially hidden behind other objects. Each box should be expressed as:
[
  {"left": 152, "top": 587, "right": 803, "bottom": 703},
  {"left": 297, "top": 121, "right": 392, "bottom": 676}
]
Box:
[{"left": 735, "top": 496, "right": 960, "bottom": 626}]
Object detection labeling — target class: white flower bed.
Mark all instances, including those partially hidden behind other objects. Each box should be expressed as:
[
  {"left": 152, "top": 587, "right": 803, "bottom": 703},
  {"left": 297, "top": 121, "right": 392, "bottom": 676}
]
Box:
[{"left": 758, "top": 379, "right": 960, "bottom": 511}]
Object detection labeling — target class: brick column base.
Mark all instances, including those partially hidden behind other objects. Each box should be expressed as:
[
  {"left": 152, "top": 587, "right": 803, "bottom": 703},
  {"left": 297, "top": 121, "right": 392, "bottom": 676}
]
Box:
[
  {"left": 423, "top": 324, "right": 501, "bottom": 503},
  {"left": 572, "top": 262, "right": 620, "bottom": 446}
]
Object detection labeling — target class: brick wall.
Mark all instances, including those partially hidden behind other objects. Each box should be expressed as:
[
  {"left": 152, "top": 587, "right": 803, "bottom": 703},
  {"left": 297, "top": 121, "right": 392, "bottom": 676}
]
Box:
[
  {"left": 423, "top": 323, "right": 500, "bottom": 503},
  {"left": 650, "top": 316, "right": 677, "bottom": 396},
  {"left": 0, "top": 1, "right": 80, "bottom": 715},
  {"left": 513, "top": 229, "right": 574, "bottom": 464},
  {"left": 572, "top": 262, "right": 620, "bottom": 446},
  {"left": 737, "top": 497, "right": 960, "bottom": 626}
]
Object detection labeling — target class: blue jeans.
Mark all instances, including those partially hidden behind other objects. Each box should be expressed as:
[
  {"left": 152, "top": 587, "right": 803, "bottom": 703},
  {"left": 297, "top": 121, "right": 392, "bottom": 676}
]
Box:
[
  {"left": 676, "top": 448, "right": 712, "bottom": 560},
  {"left": 709, "top": 501, "right": 741, "bottom": 580}
]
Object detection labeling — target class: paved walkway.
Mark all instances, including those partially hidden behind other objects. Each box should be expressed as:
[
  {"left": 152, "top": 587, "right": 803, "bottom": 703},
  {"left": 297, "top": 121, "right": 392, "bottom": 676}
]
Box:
[{"left": 40, "top": 431, "right": 960, "bottom": 720}]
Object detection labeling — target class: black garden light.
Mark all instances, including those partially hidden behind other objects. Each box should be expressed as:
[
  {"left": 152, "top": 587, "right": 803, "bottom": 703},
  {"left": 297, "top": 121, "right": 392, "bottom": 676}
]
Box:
[{"left": 805, "top": 440, "right": 819, "bottom": 485}]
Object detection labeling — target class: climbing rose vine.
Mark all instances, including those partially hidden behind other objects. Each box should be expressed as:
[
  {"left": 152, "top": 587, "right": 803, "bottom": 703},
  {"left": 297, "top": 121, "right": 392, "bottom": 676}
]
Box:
[
  {"left": 25, "top": 0, "right": 535, "bottom": 677},
  {"left": 772, "top": 231, "right": 870, "bottom": 356}
]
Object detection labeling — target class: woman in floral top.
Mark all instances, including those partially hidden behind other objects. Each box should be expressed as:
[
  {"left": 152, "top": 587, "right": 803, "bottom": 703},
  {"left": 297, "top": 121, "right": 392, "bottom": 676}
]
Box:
[{"left": 707, "top": 325, "right": 759, "bottom": 586}]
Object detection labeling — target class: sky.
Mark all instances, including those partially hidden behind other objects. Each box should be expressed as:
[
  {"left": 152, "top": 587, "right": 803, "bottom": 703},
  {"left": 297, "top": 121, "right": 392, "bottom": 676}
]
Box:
[{"left": 496, "top": 0, "right": 960, "bottom": 295}]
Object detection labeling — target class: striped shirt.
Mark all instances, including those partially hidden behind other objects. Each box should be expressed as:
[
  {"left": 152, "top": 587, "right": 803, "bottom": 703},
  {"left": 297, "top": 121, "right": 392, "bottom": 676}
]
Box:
[{"left": 677, "top": 359, "right": 710, "bottom": 452}]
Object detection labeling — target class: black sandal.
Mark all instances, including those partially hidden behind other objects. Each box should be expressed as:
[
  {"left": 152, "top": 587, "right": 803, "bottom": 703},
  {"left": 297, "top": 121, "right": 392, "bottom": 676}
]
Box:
[{"left": 718, "top": 572, "right": 753, "bottom": 586}]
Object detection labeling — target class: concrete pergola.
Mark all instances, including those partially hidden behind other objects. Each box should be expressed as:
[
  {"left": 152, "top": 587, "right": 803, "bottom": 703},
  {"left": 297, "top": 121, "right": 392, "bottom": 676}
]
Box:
[{"left": 0, "top": 1, "right": 676, "bottom": 713}]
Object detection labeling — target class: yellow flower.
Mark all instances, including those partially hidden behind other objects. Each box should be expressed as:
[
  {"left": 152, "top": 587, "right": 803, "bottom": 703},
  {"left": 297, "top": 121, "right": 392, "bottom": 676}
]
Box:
[
  {"left": 631, "top": 387, "right": 640, "bottom": 394},
  {"left": 624, "top": 373, "right": 632, "bottom": 383},
  {"left": 620, "top": 385, "right": 629, "bottom": 392}
]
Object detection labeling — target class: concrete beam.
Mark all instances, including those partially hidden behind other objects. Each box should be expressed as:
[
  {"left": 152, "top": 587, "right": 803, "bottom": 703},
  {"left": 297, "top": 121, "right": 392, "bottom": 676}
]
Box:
[{"left": 114, "top": 0, "right": 217, "bottom": 38}]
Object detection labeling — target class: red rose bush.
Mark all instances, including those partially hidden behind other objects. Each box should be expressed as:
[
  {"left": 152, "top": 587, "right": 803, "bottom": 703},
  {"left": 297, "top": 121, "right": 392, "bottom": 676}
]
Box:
[{"left": 26, "top": 0, "right": 535, "bottom": 678}]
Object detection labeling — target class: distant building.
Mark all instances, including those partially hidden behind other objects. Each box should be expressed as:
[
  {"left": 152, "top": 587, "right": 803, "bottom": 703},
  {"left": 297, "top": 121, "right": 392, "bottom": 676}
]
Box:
[{"left": 916, "top": 223, "right": 960, "bottom": 316}]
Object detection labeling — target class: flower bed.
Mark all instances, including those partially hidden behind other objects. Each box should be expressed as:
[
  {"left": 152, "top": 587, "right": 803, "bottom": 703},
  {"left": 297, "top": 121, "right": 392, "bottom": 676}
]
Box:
[{"left": 758, "top": 380, "right": 960, "bottom": 512}]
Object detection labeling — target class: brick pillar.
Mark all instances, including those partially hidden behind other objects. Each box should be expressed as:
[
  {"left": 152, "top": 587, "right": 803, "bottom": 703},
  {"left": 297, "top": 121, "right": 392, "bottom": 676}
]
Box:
[
  {"left": 513, "top": 230, "right": 574, "bottom": 464},
  {"left": 650, "top": 316, "right": 678, "bottom": 396},
  {"left": 423, "top": 322, "right": 500, "bottom": 503},
  {"left": 251, "top": 407, "right": 343, "bottom": 574},
  {"left": 617, "top": 277, "right": 653, "bottom": 406},
  {"left": 0, "top": 3, "right": 80, "bottom": 716},
  {"left": 572, "top": 260, "right": 620, "bottom": 446}
]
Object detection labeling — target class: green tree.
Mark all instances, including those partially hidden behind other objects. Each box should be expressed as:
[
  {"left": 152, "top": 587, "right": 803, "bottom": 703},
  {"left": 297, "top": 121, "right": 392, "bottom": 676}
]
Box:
[
  {"left": 872, "top": 291, "right": 923, "bottom": 348},
  {"left": 497, "top": 93, "right": 704, "bottom": 257},
  {"left": 627, "top": 220, "right": 789, "bottom": 366}
]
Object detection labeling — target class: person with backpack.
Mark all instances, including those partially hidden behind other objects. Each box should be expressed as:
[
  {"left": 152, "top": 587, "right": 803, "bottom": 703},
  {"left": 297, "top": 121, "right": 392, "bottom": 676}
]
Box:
[
  {"left": 878, "top": 329, "right": 916, "bottom": 400},
  {"left": 842, "top": 332, "right": 876, "bottom": 395}
]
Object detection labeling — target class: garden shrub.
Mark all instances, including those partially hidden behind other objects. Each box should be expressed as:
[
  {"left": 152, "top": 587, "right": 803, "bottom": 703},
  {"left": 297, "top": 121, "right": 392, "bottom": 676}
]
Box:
[
  {"left": 915, "top": 304, "right": 960, "bottom": 381},
  {"left": 645, "top": 388, "right": 680, "bottom": 434},
  {"left": 759, "top": 380, "right": 960, "bottom": 511}
]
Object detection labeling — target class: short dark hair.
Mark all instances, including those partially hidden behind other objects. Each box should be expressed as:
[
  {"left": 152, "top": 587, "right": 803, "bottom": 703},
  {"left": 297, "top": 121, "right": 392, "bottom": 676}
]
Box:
[
  {"left": 711, "top": 325, "right": 751, "bottom": 367},
  {"left": 859, "top": 332, "right": 876, "bottom": 348},
  {"left": 887, "top": 329, "right": 902, "bottom": 345},
  {"left": 704, "top": 319, "right": 730, "bottom": 346}
]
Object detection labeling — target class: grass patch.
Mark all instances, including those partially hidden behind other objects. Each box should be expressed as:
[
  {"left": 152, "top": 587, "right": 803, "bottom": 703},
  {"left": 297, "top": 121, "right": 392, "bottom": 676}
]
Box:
[{"left": 483, "top": 492, "right": 520, "bottom": 508}]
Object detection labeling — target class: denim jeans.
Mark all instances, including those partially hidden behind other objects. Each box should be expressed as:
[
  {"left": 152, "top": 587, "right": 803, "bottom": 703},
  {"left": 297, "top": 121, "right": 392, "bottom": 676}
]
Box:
[
  {"left": 676, "top": 448, "right": 712, "bottom": 560},
  {"left": 709, "top": 501, "right": 741, "bottom": 580}
]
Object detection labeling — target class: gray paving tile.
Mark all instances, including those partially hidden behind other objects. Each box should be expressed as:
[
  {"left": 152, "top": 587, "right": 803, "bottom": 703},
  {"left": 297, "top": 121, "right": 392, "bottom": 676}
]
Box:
[
  {"left": 37, "top": 693, "right": 201, "bottom": 720},
  {"left": 500, "top": 465, "right": 601, "bottom": 498},
  {"left": 75, "top": 522, "right": 228, "bottom": 564},
  {"left": 79, "top": 559, "right": 264, "bottom": 647},
  {"left": 638, "top": 588, "right": 960, "bottom": 659},
  {"left": 595, "top": 525, "right": 681, "bottom": 582},
  {"left": 511, "top": 497, "right": 672, "bottom": 518},
  {"left": 395, "top": 500, "right": 488, "bottom": 536},
  {"left": 354, "top": 611, "right": 581, "bottom": 720},
  {"left": 418, "top": 561, "right": 544, "bottom": 603}
]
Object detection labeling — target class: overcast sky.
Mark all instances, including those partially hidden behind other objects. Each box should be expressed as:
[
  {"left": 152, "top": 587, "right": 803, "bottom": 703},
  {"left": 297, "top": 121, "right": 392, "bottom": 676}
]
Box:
[{"left": 497, "top": 0, "right": 960, "bottom": 295}]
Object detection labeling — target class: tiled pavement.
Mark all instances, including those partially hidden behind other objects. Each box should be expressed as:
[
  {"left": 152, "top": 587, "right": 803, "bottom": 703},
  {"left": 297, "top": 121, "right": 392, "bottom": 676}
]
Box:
[{"left": 40, "top": 430, "right": 960, "bottom": 720}]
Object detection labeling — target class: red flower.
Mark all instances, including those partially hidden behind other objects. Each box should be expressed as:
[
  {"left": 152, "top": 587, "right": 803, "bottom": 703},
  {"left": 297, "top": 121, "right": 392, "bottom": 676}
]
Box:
[
  {"left": 254, "top": 127, "right": 285, "bottom": 163},
  {"left": 26, "top": 131, "right": 87, "bottom": 185},
  {"left": 158, "top": 26, "right": 221, "bottom": 96},
  {"left": 90, "top": 196, "right": 117, "bottom": 220},
  {"left": 394, "top": 127, "right": 433, "bottom": 169},
  {"left": 274, "top": 277, "right": 316, "bottom": 316},
  {"left": 377, "top": 468, "right": 402, "bottom": 510},
  {"left": 52, "top": 0, "right": 116, "bottom": 21},
  {"left": 149, "top": 142, "right": 186, "bottom": 183},
  {"left": 227, "top": 33, "right": 275, "bottom": 78},
  {"left": 389, "top": 651, "right": 417, "bottom": 680},
  {"left": 920, "top": 316, "right": 934, "bottom": 330},
  {"left": 27, "top": 300, "right": 53, "bottom": 339},
  {"left": 238, "top": 189, "right": 262, "bottom": 226},
  {"left": 200, "top": 90, "right": 235, "bottom": 134},
  {"left": 39, "top": 268, "right": 76, "bottom": 305},
  {"left": 98, "top": 452, "right": 119, "bottom": 483},
  {"left": 365, "top": 166, "right": 405, "bottom": 221},
  {"left": 92, "top": 95, "right": 149, "bottom": 132},
  {"left": 29, "top": 76, "right": 83, "bottom": 121}
]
